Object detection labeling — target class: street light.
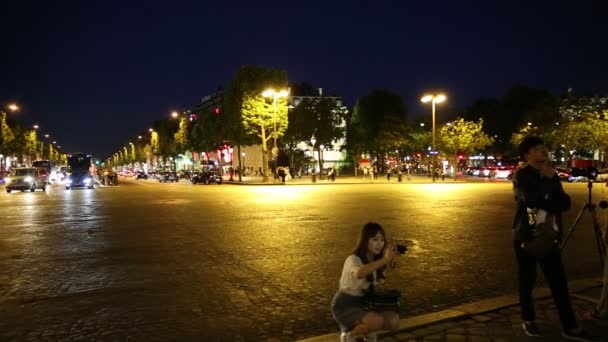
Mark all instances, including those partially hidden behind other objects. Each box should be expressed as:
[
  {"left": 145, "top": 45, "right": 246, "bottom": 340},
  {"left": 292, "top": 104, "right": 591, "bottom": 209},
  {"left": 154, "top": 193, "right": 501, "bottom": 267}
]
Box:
[
  {"left": 262, "top": 88, "right": 289, "bottom": 149},
  {"left": 33, "top": 125, "right": 39, "bottom": 130},
  {"left": 7, "top": 103, "right": 19, "bottom": 112},
  {"left": 319, "top": 144, "right": 325, "bottom": 180},
  {"left": 421, "top": 93, "right": 447, "bottom": 182},
  {"left": 310, "top": 134, "right": 317, "bottom": 183},
  {"left": 171, "top": 111, "right": 179, "bottom": 119}
]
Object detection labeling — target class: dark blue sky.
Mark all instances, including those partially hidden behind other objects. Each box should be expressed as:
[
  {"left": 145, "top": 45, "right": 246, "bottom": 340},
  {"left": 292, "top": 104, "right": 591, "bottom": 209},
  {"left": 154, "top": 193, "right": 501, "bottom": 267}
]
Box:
[{"left": 1, "top": 1, "right": 606, "bottom": 157}]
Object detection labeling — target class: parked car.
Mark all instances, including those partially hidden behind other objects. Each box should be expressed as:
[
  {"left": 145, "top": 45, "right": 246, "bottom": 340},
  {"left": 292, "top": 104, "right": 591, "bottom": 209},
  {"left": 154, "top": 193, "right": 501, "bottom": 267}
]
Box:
[
  {"left": 135, "top": 172, "right": 148, "bottom": 180},
  {"left": 158, "top": 171, "right": 178, "bottom": 183},
  {"left": 191, "top": 170, "right": 222, "bottom": 185},
  {"left": 596, "top": 168, "right": 608, "bottom": 182},
  {"left": 4, "top": 167, "right": 47, "bottom": 193}
]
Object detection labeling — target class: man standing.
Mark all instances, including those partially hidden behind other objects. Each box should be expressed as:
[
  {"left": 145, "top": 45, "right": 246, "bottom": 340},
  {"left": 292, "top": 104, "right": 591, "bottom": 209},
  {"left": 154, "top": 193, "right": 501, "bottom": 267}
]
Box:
[{"left": 512, "top": 136, "right": 598, "bottom": 341}]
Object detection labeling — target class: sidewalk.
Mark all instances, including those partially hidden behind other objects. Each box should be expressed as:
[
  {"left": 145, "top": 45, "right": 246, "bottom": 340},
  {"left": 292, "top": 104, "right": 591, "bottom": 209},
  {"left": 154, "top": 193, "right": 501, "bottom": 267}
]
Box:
[
  {"left": 298, "top": 278, "right": 608, "bottom": 342},
  {"left": 224, "top": 175, "right": 466, "bottom": 186}
]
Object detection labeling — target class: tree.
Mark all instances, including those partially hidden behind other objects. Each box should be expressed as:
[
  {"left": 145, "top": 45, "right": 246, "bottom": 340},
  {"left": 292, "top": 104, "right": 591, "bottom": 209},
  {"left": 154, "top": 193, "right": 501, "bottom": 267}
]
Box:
[
  {"left": 440, "top": 118, "right": 494, "bottom": 168},
  {"left": 24, "top": 129, "right": 38, "bottom": 161},
  {"left": 283, "top": 96, "right": 348, "bottom": 174},
  {"left": 173, "top": 117, "right": 190, "bottom": 154},
  {"left": 241, "top": 91, "right": 288, "bottom": 182},
  {"left": 350, "top": 89, "right": 408, "bottom": 171},
  {"left": 224, "top": 65, "right": 288, "bottom": 183},
  {"left": 0, "top": 111, "right": 15, "bottom": 156}
]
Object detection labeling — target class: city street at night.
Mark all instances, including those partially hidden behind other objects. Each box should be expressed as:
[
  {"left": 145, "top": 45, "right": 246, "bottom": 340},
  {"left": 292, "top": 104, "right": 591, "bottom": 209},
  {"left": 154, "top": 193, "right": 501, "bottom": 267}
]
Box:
[{"left": 1, "top": 179, "right": 606, "bottom": 341}]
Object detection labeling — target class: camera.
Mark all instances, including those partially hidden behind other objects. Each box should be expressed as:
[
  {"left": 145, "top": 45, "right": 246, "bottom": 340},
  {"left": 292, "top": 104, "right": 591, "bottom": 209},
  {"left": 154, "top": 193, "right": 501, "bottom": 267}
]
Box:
[{"left": 395, "top": 244, "right": 407, "bottom": 254}]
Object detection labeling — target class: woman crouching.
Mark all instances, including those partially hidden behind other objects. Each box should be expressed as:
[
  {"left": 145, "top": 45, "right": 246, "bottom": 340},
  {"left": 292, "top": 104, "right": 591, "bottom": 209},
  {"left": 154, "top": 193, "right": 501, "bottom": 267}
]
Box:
[{"left": 331, "top": 222, "right": 400, "bottom": 342}]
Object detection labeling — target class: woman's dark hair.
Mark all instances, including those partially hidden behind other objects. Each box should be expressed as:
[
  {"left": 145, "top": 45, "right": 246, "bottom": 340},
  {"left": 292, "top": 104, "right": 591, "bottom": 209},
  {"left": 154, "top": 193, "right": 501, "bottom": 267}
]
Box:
[
  {"left": 518, "top": 136, "right": 544, "bottom": 160},
  {"left": 351, "top": 222, "right": 387, "bottom": 283}
]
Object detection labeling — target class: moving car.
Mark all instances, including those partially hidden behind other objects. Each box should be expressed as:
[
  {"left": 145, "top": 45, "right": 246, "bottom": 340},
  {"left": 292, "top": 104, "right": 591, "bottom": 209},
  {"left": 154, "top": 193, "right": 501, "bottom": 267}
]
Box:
[
  {"left": 5, "top": 167, "right": 47, "bottom": 193},
  {"left": 65, "top": 153, "right": 94, "bottom": 189},
  {"left": 158, "top": 171, "right": 178, "bottom": 183},
  {"left": 191, "top": 170, "right": 222, "bottom": 184}
]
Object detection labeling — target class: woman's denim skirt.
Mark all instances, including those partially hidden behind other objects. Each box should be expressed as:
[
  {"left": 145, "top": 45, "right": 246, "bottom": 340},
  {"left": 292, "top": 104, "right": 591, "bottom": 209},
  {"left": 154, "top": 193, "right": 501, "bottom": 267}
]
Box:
[{"left": 331, "top": 290, "right": 366, "bottom": 332}]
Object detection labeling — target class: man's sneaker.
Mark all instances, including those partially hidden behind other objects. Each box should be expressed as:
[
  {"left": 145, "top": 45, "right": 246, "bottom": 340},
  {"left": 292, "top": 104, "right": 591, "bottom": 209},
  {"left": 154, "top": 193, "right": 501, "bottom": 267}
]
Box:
[
  {"left": 561, "top": 329, "right": 601, "bottom": 342},
  {"left": 364, "top": 332, "right": 377, "bottom": 342},
  {"left": 522, "top": 321, "right": 541, "bottom": 337}
]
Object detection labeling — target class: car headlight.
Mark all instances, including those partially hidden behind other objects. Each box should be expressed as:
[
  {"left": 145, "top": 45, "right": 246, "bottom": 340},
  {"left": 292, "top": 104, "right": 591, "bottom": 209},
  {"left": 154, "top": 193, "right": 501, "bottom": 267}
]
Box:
[
  {"left": 24, "top": 176, "right": 34, "bottom": 182},
  {"left": 65, "top": 178, "right": 72, "bottom": 184},
  {"left": 4, "top": 177, "right": 11, "bottom": 184},
  {"left": 84, "top": 177, "right": 92, "bottom": 183}
]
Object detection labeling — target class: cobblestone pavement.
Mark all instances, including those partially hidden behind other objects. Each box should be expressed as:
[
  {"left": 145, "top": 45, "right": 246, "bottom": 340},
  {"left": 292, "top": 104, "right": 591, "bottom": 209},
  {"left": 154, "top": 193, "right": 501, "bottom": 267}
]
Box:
[
  {"left": 377, "top": 296, "right": 608, "bottom": 342},
  {"left": 0, "top": 180, "right": 607, "bottom": 341}
]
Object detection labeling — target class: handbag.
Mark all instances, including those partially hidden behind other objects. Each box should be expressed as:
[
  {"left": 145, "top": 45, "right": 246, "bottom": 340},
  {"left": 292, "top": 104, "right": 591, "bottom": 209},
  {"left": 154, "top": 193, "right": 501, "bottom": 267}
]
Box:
[
  {"left": 365, "top": 289, "right": 401, "bottom": 312},
  {"left": 523, "top": 211, "right": 558, "bottom": 259}
]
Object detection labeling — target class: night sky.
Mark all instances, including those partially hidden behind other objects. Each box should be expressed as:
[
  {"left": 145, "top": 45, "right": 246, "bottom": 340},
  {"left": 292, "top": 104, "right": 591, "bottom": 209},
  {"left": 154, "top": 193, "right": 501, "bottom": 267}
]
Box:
[{"left": 2, "top": 1, "right": 606, "bottom": 158}]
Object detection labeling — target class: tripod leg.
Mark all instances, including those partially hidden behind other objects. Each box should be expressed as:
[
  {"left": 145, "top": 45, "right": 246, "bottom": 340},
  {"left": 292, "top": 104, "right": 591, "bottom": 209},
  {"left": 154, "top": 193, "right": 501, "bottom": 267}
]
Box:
[
  {"left": 589, "top": 206, "right": 606, "bottom": 268},
  {"left": 561, "top": 205, "right": 588, "bottom": 249}
]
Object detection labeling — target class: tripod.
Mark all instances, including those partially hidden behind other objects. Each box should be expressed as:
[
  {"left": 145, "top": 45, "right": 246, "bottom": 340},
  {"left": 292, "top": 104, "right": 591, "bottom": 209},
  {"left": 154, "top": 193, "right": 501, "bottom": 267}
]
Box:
[{"left": 561, "top": 180, "right": 606, "bottom": 268}]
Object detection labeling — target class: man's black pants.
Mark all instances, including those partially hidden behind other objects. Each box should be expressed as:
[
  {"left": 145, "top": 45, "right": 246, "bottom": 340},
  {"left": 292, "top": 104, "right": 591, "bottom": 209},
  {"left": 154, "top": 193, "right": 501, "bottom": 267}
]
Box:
[{"left": 514, "top": 240, "right": 578, "bottom": 331}]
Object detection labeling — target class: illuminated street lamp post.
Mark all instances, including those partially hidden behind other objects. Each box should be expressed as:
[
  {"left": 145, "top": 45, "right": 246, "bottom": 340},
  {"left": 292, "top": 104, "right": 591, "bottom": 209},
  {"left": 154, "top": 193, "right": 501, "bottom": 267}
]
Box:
[
  {"left": 310, "top": 134, "right": 317, "bottom": 183},
  {"left": 262, "top": 89, "right": 289, "bottom": 150},
  {"left": 319, "top": 144, "right": 325, "bottom": 180},
  {"left": 421, "top": 94, "right": 446, "bottom": 182}
]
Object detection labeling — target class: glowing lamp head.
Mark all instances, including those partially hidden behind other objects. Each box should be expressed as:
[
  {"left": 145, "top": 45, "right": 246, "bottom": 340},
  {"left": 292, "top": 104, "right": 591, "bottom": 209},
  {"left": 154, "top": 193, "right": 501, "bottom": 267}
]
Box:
[
  {"left": 262, "top": 89, "right": 275, "bottom": 98},
  {"left": 421, "top": 95, "right": 433, "bottom": 103}
]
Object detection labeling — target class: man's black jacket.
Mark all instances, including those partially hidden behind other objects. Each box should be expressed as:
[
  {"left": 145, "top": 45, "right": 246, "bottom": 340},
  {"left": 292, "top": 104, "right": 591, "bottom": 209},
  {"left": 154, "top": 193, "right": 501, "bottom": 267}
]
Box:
[{"left": 512, "top": 165, "right": 571, "bottom": 242}]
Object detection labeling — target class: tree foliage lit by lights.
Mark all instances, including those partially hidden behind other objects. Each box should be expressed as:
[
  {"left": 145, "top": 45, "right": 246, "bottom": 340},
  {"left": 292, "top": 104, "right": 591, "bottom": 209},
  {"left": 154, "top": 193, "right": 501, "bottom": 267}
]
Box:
[{"left": 440, "top": 118, "right": 494, "bottom": 165}]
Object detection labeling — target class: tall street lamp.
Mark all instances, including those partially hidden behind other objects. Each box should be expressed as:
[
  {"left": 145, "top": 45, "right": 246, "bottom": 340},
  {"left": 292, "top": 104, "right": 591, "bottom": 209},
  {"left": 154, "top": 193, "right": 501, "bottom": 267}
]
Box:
[
  {"left": 262, "top": 88, "right": 289, "bottom": 150},
  {"left": 319, "top": 144, "right": 325, "bottom": 180},
  {"left": 421, "top": 94, "right": 446, "bottom": 181},
  {"left": 310, "top": 134, "right": 317, "bottom": 183}
]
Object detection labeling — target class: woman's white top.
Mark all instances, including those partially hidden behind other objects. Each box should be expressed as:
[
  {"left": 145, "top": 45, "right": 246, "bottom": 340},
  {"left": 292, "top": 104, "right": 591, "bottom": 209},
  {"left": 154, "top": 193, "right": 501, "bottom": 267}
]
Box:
[{"left": 339, "top": 255, "right": 376, "bottom": 296}]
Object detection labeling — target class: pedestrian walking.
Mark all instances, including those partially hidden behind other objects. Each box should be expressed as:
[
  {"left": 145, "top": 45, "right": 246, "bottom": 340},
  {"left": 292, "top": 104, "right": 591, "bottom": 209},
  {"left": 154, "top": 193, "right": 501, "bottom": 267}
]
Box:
[
  {"left": 331, "top": 222, "right": 400, "bottom": 342},
  {"left": 512, "top": 136, "right": 599, "bottom": 341},
  {"left": 386, "top": 170, "right": 391, "bottom": 181}
]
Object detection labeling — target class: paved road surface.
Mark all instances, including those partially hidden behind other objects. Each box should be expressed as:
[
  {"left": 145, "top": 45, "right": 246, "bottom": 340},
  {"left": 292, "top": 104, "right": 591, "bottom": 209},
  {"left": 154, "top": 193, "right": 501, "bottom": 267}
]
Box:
[{"left": 1, "top": 179, "right": 606, "bottom": 341}]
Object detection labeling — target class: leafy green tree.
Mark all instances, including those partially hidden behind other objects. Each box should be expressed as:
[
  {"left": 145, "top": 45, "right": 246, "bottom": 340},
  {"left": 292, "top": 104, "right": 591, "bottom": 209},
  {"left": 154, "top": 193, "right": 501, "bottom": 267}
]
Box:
[
  {"left": 0, "top": 111, "right": 15, "bottom": 155},
  {"left": 224, "top": 65, "right": 288, "bottom": 182},
  {"left": 284, "top": 96, "right": 348, "bottom": 173},
  {"left": 173, "top": 117, "right": 190, "bottom": 154},
  {"left": 440, "top": 118, "right": 494, "bottom": 168},
  {"left": 241, "top": 91, "right": 288, "bottom": 181},
  {"left": 349, "top": 89, "right": 408, "bottom": 171},
  {"left": 24, "top": 129, "right": 38, "bottom": 160}
]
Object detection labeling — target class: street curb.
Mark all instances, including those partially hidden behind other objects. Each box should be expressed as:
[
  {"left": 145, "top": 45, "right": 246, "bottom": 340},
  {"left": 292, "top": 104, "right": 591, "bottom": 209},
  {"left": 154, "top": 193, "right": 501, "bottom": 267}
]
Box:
[
  {"left": 223, "top": 181, "right": 468, "bottom": 186},
  {"left": 296, "top": 277, "right": 603, "bottom": 342}
]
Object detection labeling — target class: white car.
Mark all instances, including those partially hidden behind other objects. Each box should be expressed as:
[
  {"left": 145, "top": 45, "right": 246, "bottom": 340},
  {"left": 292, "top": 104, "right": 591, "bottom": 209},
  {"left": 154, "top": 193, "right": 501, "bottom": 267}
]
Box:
[{"left": 597, "top": 168, "right": 608, "bottom": 182}]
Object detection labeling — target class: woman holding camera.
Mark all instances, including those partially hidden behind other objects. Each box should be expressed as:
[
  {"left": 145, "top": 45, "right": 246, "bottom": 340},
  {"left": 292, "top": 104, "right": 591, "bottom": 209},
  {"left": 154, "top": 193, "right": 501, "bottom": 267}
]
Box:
[{"left": 331, "top": 222, "right": 400, "bottom": 342}]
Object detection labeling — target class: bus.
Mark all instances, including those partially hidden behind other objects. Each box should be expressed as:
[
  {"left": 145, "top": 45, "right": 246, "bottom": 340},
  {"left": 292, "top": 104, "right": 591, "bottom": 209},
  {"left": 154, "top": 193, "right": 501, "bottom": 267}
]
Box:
[{"left": 32, "top": 159, "right": 52, "bottom": 183}]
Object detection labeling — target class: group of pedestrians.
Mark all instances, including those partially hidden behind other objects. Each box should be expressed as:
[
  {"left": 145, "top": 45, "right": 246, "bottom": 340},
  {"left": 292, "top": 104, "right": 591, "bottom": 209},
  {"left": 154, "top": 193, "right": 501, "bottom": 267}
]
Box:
[{"left": 331, "top": 136, "right": 606, "bottom": 342}]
